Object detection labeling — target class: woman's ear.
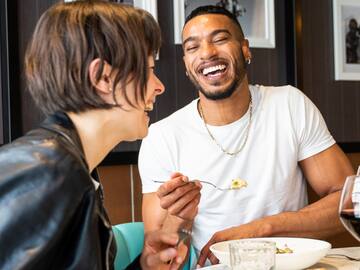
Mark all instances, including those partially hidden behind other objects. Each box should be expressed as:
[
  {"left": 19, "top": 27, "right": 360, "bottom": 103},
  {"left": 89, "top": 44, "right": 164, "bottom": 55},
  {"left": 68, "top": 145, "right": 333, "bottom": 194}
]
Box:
[{"left": 88, "top": 58, "right": 113, "bottom": 95}]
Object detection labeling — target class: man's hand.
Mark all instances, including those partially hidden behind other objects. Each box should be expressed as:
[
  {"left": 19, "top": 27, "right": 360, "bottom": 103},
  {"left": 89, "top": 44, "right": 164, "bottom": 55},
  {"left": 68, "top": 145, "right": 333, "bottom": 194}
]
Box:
[
  {"left": 157, "top": 172, "right": 202, "bottom": 221},
  {"left": 197, "top": 220, "right": 271, "bottom": 267},
  {"left": 140, "top": 230, "right": 185, "bottom": 270}
]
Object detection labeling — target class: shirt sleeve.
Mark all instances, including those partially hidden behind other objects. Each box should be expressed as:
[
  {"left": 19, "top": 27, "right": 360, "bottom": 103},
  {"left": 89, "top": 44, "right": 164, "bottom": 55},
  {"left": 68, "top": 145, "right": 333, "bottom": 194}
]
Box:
[
  {"left": 289, "top": 86, "right": 336, "bottom": 161},
  {"left": 138, "top": 123, "right": 175, "bottom": 194}
]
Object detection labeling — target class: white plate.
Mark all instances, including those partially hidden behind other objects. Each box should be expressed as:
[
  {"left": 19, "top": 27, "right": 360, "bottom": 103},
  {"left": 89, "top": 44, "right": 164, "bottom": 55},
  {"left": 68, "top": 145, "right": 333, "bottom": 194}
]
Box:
[
  {"left": 209, "top": 237, "right": 331, "bottom": 270},
  {"left": 198, "top": 264, "right": 230, "bottom": 270}
]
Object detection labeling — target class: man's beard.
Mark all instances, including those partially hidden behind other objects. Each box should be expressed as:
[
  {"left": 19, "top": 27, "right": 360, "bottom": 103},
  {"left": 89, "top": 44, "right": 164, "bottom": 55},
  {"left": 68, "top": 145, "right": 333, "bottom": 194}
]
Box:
[{"left": 187, "top": 59, "right": 246, "bottom": 101}]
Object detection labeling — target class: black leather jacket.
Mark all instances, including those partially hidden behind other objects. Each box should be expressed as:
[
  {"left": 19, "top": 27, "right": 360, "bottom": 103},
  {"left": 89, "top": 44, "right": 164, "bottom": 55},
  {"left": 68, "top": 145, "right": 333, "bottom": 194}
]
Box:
[{"left": 0, "top": 112, "right": 118, "bottom": 270}]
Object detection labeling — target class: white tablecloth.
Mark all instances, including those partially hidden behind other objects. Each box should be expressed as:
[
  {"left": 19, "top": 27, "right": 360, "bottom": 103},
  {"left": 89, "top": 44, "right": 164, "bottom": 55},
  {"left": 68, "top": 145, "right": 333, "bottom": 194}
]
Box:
[{"left": 307, "top": 247, "right": 360, "bottom": 270}]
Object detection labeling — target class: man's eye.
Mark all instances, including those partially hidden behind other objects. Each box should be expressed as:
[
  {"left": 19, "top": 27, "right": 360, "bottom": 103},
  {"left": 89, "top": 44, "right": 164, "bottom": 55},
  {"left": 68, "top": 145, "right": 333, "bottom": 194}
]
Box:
[
  {"left": 214, "top": 37, "right": 227, "bottom": 43},
  {"left": 186, "top": 46, "right": 198, "bottom": 52}
]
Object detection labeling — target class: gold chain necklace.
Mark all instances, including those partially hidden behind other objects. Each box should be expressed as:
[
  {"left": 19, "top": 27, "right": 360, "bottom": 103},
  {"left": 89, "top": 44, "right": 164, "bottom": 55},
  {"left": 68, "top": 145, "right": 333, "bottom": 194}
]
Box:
[{"left": 198, "top": 93, "right": 253, "bottom": 156}]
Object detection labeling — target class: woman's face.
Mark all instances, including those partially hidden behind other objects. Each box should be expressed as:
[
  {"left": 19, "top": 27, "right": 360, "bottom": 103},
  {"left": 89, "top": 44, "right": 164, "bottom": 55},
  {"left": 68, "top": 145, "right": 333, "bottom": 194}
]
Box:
[{"left": 115, "top": 56, "right": 165, "bottom": 141}]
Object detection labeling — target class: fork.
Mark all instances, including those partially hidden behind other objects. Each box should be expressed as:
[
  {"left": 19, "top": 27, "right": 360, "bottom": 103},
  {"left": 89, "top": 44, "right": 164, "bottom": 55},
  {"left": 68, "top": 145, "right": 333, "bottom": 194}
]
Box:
[
  {"left": 177, "top": 228, "right": 192, "bottom": 246},
  {"left": 325, "top": 254, "right": 360, "bottom": 261},
  {"left": 152, "top": 180, "right": 233, "bottom": 191},
  {"left": 167, "top": 228, "right": 192, "bottom": 265}
]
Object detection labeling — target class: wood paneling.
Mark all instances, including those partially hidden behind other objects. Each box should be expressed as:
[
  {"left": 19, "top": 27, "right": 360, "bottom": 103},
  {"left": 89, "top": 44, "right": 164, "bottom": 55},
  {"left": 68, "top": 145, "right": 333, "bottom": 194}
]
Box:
[
  {"left": 17, "top": 0, "right": 57, "bottom": 133},
  {"left": 98, "top": 165, "right": 133, "bottom": 224},
  {"left": 248, "top": 0, "right": 293, "bottom": 86},
  {"left": 97, "top": 165, "right": 143, "bottom": 225},
  {"left": 0, "top": 22, "right": 3, "bottom": 144},
  {"left": 297, "top": 0, "right": 360, "bottom": 143},
  {"left": 132, "top": 165, "right": 143, "bottom": 222},
  {"left": 0, "top": 0, "right": 21, "bottom": 144}
]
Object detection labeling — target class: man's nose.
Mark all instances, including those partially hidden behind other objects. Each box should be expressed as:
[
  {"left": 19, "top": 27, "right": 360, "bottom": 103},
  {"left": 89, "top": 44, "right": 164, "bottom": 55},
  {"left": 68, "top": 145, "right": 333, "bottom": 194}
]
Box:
[{"left": 199, "top": 42, "right": 217, "bottom": 60}]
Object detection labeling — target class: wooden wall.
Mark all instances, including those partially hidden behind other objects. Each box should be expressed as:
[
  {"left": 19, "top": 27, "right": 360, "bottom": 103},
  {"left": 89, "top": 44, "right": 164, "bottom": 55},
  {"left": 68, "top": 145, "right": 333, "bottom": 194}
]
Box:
[
  {"left": 296, "top": 0, "right": 360, "bottom": 143},
  {"left": 0, "top": 34, "right": 3, "bottom": 145},
  {"left": 0, "top": 0, "right": 12, "bottom": 145},
  {"left": 17, "top": 0, "right": 57, "bottom": 134},
  {"left": 98, "top": 165, "right": 143, "bottom": 223}
]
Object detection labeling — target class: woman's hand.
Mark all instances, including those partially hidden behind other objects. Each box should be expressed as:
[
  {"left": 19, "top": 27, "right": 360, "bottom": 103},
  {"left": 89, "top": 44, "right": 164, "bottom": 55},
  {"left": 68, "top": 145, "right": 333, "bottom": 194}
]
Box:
[{"left": 140, "top": 230, "right": 186, "bottom": 270}]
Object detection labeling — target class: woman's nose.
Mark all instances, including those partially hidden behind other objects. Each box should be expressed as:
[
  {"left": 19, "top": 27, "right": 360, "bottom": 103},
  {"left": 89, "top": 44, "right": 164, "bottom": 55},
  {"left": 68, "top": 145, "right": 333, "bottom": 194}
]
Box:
[{"left": 154, "top": 75, "right": 165, "bottom": 96}]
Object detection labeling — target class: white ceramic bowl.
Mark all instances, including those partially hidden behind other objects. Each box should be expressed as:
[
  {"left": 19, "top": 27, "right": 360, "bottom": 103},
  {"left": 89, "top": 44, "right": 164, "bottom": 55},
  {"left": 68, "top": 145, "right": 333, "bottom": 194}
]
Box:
[{"left": 209, "top": 237, "right": 331, "bottom": 270}]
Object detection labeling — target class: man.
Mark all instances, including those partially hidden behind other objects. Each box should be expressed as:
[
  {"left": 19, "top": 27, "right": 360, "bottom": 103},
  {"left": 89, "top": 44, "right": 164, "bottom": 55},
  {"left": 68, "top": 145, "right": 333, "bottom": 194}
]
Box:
[{"left": 138, "top": 5, "right": 354, "bottom": 267}]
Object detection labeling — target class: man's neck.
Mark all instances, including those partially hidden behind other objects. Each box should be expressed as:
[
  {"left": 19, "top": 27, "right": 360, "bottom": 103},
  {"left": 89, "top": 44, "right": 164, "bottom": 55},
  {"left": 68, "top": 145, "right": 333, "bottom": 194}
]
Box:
[{"left": 198, "top": 78, "right": 251, "bottom": 126}]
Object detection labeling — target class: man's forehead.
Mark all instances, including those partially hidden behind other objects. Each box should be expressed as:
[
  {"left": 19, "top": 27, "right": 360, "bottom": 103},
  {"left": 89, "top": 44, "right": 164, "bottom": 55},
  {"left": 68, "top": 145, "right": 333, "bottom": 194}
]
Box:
[
  {"left": 184, "top": 14, "right": 234, "bottom": 30},
  {"left": 182, "top": 14, "right": 237, "bottom": 39},
  {"left": 182, "top": 14, "right": 242, "bottom": 42}
]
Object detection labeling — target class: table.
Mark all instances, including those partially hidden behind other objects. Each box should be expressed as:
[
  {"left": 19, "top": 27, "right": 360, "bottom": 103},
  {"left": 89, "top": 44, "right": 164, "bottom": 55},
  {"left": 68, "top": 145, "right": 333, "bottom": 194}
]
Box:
[
  {"left": 307, "top": 247, "right": 360, "bottom": 270},
  {"left": 198, "top": 247, "right": 360, "bottom": 270}
]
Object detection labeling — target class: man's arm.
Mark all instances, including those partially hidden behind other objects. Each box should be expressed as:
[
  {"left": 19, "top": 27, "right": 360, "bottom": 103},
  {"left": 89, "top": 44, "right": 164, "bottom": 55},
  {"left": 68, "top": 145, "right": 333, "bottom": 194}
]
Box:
[{"left": 197, "top": 144, "right": 354, "bottom": 266}]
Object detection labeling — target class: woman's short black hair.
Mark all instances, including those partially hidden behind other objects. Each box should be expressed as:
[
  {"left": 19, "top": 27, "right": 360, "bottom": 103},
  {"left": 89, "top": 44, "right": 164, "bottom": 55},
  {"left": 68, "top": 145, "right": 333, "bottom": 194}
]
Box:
[{"left": 25, "top": 1, "right": 161, "bottom": 115}]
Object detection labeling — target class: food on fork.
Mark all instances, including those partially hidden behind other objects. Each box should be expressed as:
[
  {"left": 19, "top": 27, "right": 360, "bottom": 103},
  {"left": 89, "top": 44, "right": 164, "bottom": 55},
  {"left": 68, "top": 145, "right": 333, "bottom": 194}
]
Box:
[{"left": 230, "top": 178, "right": 248, "bottom": 190}]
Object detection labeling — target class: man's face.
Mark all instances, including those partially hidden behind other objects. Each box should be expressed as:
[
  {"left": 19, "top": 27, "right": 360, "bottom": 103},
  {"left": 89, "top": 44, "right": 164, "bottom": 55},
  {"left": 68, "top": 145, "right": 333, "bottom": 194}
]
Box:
[{"left": 182, "top": 14, "right": 249, "bottom": 100}]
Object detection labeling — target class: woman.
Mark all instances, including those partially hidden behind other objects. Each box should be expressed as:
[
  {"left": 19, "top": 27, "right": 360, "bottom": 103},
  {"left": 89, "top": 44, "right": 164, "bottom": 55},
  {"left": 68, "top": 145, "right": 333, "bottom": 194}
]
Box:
[{"left": 0, "top": 1, "right": 187, "bottom": 269}]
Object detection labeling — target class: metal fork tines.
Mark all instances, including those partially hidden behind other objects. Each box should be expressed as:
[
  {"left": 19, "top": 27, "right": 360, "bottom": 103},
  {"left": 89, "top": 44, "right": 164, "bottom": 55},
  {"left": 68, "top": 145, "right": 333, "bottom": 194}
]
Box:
[
  {"left": 325, "top": 254, "right": 360, "bottom": 261},
  {"left": 177, "top": 228, "right": 192, "bottom": 246},
  {"left": 197, "top": 180, "right": 233, "bottom": 191},
  {"left": 152, "top": 180, "right": 232, "bottom": 191}
]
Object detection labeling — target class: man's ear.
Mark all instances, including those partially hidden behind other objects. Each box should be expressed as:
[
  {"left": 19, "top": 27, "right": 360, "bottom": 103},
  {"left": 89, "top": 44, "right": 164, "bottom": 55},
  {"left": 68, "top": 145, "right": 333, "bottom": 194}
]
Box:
[
  {"left": 241, "top": 39, "right": 252, "bottom": 61},
  {"left": 88, "top": 58, "right": 113, "bottom": 95},
  {"left": 183, "top": 56, "right": 189, "bottom": 77}
]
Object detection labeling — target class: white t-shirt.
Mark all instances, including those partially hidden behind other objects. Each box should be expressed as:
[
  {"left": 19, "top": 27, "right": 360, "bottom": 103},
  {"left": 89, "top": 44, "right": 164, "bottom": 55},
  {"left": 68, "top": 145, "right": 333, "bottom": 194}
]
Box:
[{"left": 138, "top": 85, "right": 335, "bottom": 253}]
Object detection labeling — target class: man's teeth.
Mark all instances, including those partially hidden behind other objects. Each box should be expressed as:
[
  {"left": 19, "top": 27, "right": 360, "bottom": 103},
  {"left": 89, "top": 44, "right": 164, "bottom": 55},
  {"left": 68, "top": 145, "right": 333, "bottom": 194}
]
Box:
[{"left": 202, "top": 65, "right": 226, "bottom": 75}]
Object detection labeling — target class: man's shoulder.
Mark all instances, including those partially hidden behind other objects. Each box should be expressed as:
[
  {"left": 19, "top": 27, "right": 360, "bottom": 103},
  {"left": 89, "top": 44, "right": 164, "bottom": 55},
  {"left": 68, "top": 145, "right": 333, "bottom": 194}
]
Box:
[
  {"left": 258, "top": 84, "right": 300, "bottom": 96},
  {"left": 255, "top": 84, "right": 305, "bottom": 104}
]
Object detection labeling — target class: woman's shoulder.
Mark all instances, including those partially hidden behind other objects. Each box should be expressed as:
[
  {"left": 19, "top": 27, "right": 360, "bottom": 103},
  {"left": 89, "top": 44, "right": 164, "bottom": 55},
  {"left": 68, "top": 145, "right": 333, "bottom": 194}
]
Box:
[{"left": 0, "top": 129, "right": 91, "bottom": 192}]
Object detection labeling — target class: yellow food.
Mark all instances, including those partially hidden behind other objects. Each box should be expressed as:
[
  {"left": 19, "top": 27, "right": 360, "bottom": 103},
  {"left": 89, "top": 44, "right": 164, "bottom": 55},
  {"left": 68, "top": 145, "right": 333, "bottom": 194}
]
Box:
[
  {"left": 230, "top": 178, "right": 248, "bottom": 190},
  {"left": 276, "top": 244, "right": 293, "bottom": 254}
]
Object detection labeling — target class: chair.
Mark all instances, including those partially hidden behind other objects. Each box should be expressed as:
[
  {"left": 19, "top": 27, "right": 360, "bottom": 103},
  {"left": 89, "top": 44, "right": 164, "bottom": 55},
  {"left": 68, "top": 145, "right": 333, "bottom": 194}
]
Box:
[{"left": 113, "top": 222, "right": 197, "bottom": 270}]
